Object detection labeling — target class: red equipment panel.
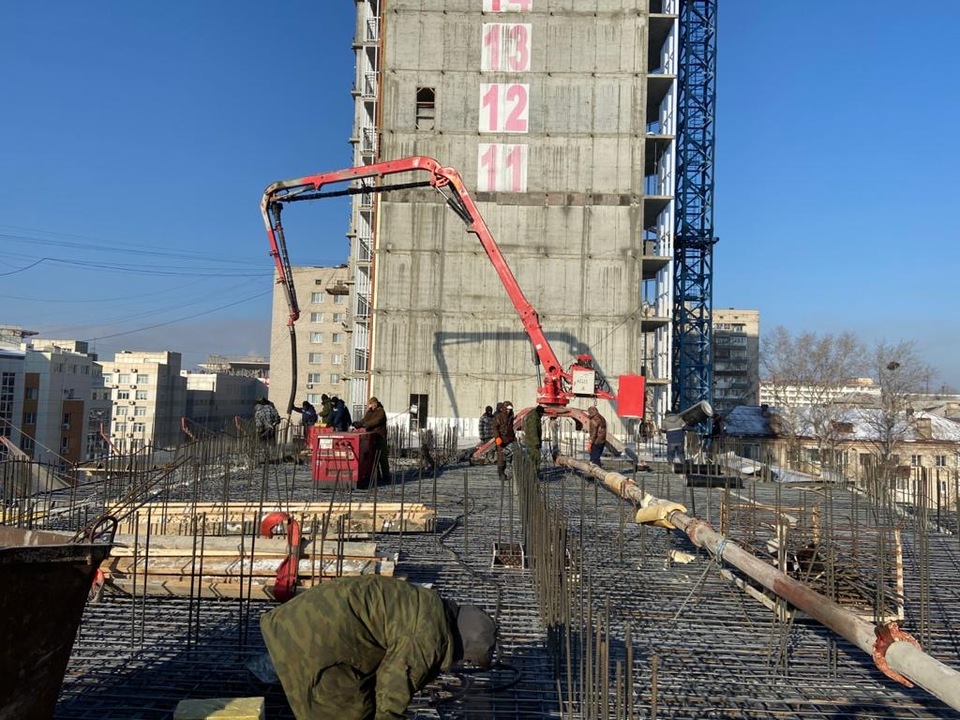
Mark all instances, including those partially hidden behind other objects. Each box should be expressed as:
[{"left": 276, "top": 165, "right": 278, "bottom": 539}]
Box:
[
  {"left": 311, "top": 428, "right": 376, "bottom": 488},
  {"left": 617, "top": 374, "right": 646, "bottom": 418}
]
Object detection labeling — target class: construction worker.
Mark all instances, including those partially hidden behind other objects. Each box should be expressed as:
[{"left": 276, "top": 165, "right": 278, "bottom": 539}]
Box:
[
  {"left": 319, "top": 394, "right": 333, "bottom": 427},
  {"left": 292, "top": 400, "right": 318, "bottom": 427},
  {"left": 523, "top": 404, "right": 545, "bottom": 468},
  {"left": 493, "top": 400, "right": 517, "bottom": 481},
  {"left": 586, "top": 406, "right": 606, "bottom": 466},
  {"left": 330, "top": 396, "right": 352, "bottom": 431},
  {"left": 353, "top": 396, "right": 391, "bottom": 485},
  {"left": 254, "top": 397, "right": 281, "bottom": 443},
  {"left": 478, "top": 405, "right": 495, "bottom": 446},
  {"left": 260, "top": 575, "right": 497, "bottom": 720}
]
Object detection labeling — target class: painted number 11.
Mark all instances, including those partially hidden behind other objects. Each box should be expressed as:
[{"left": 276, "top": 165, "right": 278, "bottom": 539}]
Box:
[{"left": 478, "top": 144, "right": 528, "bottom": 192}]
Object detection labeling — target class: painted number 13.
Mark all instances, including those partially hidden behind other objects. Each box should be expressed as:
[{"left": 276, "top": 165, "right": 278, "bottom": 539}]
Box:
[{"left": 482, "top": 24, "right": 531, "bottom": 72}]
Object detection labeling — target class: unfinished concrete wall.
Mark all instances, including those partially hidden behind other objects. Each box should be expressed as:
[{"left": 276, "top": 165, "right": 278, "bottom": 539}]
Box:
[{"left": 368, "top": 1, "right": 651, "bottom": 436}]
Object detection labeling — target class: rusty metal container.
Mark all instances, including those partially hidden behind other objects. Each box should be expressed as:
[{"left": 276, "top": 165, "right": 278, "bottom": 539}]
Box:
[{"left": 0, "top": 526, "right": 112, "bottom": 720}]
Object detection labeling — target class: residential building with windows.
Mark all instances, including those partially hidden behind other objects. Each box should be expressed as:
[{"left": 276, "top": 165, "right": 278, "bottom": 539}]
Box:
[
  {"left": 0, "top": 333, "right": 100, "bottom": 466},
  {"left": 711, "top": 309, "right": 760, "bottom": 416},
  {"left": 723, "top": 405, "right": 960, "bottom": 511},
  {"left": 269, "top": 265, "right": 351, "bottom": 419},
  {"left": 100, "top": 351, "right": 186, "bottom": 452}
]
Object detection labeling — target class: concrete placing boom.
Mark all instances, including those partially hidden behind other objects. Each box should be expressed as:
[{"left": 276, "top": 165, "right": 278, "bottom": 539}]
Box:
[{"left": 262, "top": 156, "right": 643, "bottom": 452}]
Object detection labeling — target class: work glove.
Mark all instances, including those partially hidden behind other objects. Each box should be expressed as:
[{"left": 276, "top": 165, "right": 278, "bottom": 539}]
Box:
[
  {"left": 635, "top": 501, "right": 687, "bottom": 530},
  {"left": 586, "top": 442, "right": 592, "bottom": 452},
  {"left": 351, "top": 421, "right": 362, "bottom": 429},
  {"left": 495, "top": 437, "right": 502, "bottom": 446}
]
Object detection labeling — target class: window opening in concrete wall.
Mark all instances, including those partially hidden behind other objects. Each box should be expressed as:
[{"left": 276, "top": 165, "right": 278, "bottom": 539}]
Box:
[{"left": 416, "top": 87, "right": 436, "bottom": 130}]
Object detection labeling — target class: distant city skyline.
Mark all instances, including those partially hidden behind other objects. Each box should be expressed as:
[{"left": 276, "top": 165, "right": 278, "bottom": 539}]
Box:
[{"left": 1, "top": 2, "right": 957, "bottom": 390}]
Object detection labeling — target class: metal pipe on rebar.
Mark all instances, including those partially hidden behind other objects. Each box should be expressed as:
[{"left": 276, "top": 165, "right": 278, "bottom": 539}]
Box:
[{"left": 556, "top": 455, "right": 960, "bottom": 712}]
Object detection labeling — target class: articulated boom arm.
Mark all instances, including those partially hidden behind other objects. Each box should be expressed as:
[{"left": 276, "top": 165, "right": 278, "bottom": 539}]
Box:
[{"left": 261, "top": 155, "right": 610, "bottom": 407}]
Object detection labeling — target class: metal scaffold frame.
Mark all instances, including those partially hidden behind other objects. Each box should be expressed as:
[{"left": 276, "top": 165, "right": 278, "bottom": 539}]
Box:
[{"left": 672, "top": 0, "right": 718, "bottom": 418}]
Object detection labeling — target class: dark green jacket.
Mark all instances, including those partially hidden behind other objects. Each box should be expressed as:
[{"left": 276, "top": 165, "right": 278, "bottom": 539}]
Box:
[
  {"left": 260, "top": 575, "right": 456, "bottom": 720},
  {"left": 523, "top": 411, "right": 542, "bottom": 449}
]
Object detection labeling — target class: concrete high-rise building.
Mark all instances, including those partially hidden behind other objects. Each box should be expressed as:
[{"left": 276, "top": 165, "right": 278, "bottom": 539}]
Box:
[
  {"left": 330, "top": 1, "right": 680, "bottom": 435},
  {"left": 270, "top": 265, "right": 351, "bottom": 417},
  {"left": 182, "top": 371, "right": 265, "bottom": 432},
  {"left": 100, "top": 351, "right": 186, "bottom": 453},
  {"left": 711, "top": 309, "right": 760, "bottom": 416}
]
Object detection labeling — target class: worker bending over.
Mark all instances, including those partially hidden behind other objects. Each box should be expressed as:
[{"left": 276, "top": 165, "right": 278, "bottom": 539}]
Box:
[{"left": 260, "top": 575, "right": 497, "bottom": 720}]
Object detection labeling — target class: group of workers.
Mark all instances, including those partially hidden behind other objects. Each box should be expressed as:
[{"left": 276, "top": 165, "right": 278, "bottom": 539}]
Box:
[
  {"left": 293, "top": 394, "right": 352, "bottom": 431},
  {"left": 254, "top": 395, "right": 391, "bottom": 484},
  {"left": 479, "top": 400, "right": 609, "bottom": 477}
]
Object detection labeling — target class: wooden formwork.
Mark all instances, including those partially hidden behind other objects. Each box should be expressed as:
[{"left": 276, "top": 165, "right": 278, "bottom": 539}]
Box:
[
  {"left": 100, "top": 501, "right": 435, "bottom": 600},
  {"left": 113, "top": 501, "right": 436, "bottom": 537}
]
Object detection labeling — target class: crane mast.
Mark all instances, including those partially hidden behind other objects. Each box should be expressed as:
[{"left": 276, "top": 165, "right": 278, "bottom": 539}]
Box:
[{"left": 672, "top": 0, "right": 718, "bottom": 423}]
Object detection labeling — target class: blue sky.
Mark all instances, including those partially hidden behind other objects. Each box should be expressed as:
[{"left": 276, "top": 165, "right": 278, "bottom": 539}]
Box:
[{"left": 1, "top": 2, "right": 957, "bottom": 390}]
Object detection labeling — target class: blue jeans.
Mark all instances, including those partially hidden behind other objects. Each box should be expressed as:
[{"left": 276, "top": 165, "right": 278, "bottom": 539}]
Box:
[{"left": 590, "top": 442, "right": 605, "bottom": 466}]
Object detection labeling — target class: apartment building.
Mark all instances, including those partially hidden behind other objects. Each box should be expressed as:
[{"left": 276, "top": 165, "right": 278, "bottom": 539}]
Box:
[
  {"left": 270, "top": 265, "right": 352, "bottom": 419},
  {"left": 711, "top": 309, "right": 760, "bottom": 416},
  {"left": 100, "top": 351, "right": 186, "bottom": 452}
]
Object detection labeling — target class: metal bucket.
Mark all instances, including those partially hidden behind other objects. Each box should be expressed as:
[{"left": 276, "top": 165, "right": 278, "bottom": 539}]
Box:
[{"left": 0, "top": 526, "right": 112, "bottom": 720}]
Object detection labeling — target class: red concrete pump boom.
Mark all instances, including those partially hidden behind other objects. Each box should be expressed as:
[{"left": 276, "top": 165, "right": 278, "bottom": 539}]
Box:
[
  {"left": 263, "top": 157, "right": 615, "bottom": 401},
  {"left": 261, "top": 156, "right": 641, "bottom": 448}
]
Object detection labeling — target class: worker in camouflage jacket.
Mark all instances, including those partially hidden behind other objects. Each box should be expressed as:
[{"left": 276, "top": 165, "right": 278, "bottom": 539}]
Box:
[
  {"left": 260, "top": 575, "right": 497, "bottom": 720},
  {"left": 492, "top": 400, "right": 517, "bottom": 480},
  {"left": 523, "top": 404, "right": 545, "bottom": 468}
]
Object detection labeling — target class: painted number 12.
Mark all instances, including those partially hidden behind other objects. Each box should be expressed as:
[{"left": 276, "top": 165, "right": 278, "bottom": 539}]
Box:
[{"left": 479, "top": 83, "right": 529, "bottom": 133}]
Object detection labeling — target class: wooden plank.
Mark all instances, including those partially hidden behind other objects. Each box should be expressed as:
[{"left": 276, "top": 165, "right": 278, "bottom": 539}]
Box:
[
  {"left": 117, "top": 501, "right": 433, "bottom": 515},
  {"left": 109, "top": 534, "right": 378, "bottom": 557},
  {"left": 103, "top": 556, "right": 393, "bottom": 578},
  {"left": 103, "top": 558, "right": 396, "bottom": 600},
  {"left": 118, "top": 510, "right": 435, "bottom": 537}
]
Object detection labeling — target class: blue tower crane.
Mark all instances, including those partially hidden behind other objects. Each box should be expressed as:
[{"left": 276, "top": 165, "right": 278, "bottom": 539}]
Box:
[{"left": 672, "top": 0, "right": 718, "bottom": 421}]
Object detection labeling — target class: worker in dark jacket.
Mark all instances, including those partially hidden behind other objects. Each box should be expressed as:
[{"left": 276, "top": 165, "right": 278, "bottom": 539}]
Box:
[
  {"left": 260, "top": 575, "right": 497, "bottom": 720},
  {"left": 292, "top": 400, "right": 318, "bottom": 427},
  {"left": 353, "top": 396, "right": 391, "bottom": 484},
  {"left": 586, "top": 406, "right": 607, "bottom": 466},
  {"left": 493, "top": 401, "right": 517, "bottom": 481},
  {"left": 330, "top": 396, "right": 352, "bottom": 431},
  {"left": 523, "top": 404, "right": 545, "bottom": 468}
]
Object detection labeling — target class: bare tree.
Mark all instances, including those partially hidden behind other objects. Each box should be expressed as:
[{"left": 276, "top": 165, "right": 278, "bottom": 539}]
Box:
[
  {"left": 860, "top": 340, "right": 934, "bottom": 491},
  {"left": 761, "top": 327, "right": 866, "bottom": 475}
]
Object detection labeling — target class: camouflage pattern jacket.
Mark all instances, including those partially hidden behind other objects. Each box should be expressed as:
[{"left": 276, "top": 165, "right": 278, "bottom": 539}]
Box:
[
  {"left": 523, "top": 411, "right": 542, "bottom": 449},
  {"left": 260, "top": 575, "right": 455, "bottom": 720}
]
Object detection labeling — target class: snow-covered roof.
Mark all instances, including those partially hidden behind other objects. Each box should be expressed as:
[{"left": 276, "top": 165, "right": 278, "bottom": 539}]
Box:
[{"left": 724, "top": 405, "right": 960, "bottom": 443}]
